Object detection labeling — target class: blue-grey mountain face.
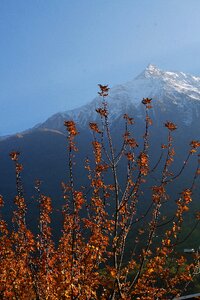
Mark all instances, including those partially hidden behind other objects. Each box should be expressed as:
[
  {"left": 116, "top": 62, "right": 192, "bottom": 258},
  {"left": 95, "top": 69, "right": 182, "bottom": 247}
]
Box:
[{"left": 0, "top": 65, "right": 199, "bottom": 235}]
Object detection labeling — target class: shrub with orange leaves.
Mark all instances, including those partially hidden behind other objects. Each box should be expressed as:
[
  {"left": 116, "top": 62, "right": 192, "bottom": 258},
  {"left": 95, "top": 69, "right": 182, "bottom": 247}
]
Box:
[{"left": 0, "top": 85, "right": 200, "bottom": 299}]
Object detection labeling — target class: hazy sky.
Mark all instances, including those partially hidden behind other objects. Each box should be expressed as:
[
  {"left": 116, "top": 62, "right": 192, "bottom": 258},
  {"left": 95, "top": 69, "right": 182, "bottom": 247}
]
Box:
[{"left": 1, "top": 0, "right": 200, "bottom": 135}]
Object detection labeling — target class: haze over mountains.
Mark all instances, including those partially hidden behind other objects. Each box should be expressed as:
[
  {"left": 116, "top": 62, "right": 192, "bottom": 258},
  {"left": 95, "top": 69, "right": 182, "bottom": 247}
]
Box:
[{"left": 0, "top": 65, "right": 200, "bottom": 230}]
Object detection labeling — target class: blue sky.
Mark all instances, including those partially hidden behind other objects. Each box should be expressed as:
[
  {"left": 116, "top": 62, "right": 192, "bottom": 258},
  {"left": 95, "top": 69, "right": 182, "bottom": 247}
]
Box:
[{"left": 1, "top": 0, "right": 200, "bottom": 135}]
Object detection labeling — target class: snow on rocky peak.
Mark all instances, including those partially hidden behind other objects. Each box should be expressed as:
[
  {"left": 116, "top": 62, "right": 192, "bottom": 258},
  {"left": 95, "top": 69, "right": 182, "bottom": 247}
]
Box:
[
  {"left": 137, "top": 64, "right": 200, "bottom": 101},
  {"left": 104, "top": 64, "right": 200, "bottom": 113},
  {"left": 142, "top": 64, "right": 162, "bottom": 77},
  {"left": 40, "top": 65, "right": 200, "bottom": 130}
]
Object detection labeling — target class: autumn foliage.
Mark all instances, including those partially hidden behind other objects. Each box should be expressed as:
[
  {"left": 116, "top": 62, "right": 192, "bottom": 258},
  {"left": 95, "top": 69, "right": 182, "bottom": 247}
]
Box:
[{"left": 0, "top": 84, "right": 200, "bottom": 299}]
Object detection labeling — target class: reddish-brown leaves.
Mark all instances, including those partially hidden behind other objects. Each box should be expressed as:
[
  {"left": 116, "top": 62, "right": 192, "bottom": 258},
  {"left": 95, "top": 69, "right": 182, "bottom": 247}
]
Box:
[
  {"left": 190, "top": 140, "right": 200, "bottom": 153},
  {"left": 74, "top": 191, "right": 85, "bottom": 210},
  {"left": 92, "top": 141, "right": 102, "bottom": 163},
  {"left": 138, "top": 152, "right": 149, "bottom": 175},
  {"left": 9, "top": 151, "right": 20, "bottom": 161},
  {"left": 142, "top": 97, "right": 152, "bottom": 105},
  {"left": 190, "top": 140, "right": 200, "bottom": 148},
  {"left": 96, "top": 107, "right": 108, "bottom": 117},
  {"left": 0, "top": 195, "right": 3, "bottom": 207},
  {"left": 181, "top": 188, "right": 192, "bottom": 204},
  {"left": 123, "top": 114, "right": 134, "bottom": 125},
  {"left": 64, "top": 120, "right": 78, "bottom": 136},
  {"left": 125, "top": 152, "right": 134, "bottom": 161},
  {"left": 165, "top": 121, "right": 177, "bottom": 131},
  {"left": 125, "top": 138, "right": 138, "bottom": 148},
  {"left": 89, "top": 122, "right": 101, "bottom": 133},
  {"left": 98, "top": 84, "right": 109, "bottom": 97},
  {"left": 152, "top": 185, "right": 166, "bottom": 203}
]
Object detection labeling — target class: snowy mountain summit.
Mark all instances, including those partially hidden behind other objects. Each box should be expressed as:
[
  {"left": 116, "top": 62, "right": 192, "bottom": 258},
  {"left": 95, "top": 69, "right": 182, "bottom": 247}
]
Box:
[
  {"left": 140, "top": 64, "right": 200, "bottom": 100},
  {"left": 39, "top": 64, "right": 200, "bottom": 131}
]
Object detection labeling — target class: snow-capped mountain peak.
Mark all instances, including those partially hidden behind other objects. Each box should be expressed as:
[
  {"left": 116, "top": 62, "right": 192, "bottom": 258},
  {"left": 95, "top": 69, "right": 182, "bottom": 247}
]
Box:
[
  {"left": 143, "top": 64, "right": 162, "bottom": 78},
  {"left": 134, "top": 64, "right": 200, "bottom": 102},
  {"left": 38, "top": 65, "right": 200, "bottom": 131}
]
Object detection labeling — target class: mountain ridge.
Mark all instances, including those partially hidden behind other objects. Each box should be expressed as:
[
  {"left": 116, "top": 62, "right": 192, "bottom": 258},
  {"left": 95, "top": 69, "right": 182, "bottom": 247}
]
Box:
[
  {"left": 2, "top": 64, "right": 200, "bottom": 140},
  {"left": 35, "top": 64, "right": 200, "bottom": 132}
]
